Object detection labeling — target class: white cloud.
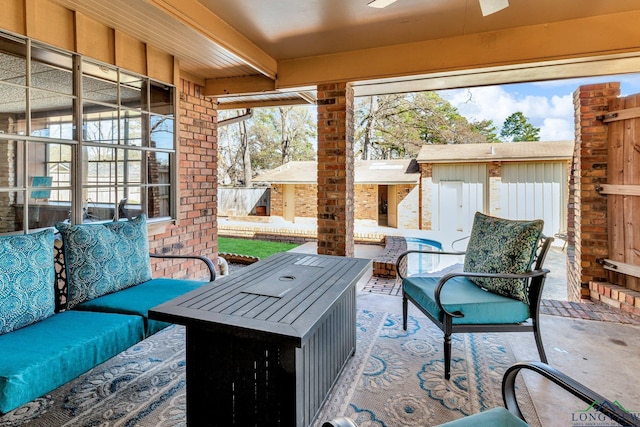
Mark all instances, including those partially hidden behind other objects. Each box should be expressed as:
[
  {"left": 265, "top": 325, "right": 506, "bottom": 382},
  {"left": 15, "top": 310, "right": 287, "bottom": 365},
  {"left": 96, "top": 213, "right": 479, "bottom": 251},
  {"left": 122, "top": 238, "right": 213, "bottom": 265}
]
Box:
[
  {"left": 540, "top": 118, "right": 574, "bottom": 141},
  {"left": 439, "top": 87, "right": 574, "bottom": 141}
]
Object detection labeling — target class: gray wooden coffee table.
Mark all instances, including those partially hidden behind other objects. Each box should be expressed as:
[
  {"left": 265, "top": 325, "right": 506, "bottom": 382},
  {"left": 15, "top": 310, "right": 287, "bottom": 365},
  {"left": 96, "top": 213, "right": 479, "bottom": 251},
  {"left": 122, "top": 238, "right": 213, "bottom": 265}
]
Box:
[{"left": 149, "top": 252, "right": 371, "bottom": 427}]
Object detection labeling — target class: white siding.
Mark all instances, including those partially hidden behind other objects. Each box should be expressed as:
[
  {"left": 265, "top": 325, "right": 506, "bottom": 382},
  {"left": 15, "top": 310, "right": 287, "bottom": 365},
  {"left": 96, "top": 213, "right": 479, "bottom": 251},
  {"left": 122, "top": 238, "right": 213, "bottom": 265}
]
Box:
[
  {"left": 501, "top": 162, "right": 567, "bottom": 236},
  {"left": 432, "top": 164, "right": 487, "bottom": 233}
]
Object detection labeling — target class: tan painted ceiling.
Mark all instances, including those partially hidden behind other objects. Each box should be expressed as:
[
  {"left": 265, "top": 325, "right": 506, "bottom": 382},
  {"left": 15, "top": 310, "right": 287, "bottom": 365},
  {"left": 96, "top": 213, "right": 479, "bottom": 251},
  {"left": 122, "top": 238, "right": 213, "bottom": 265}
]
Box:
[
  {"left": 53, "top": 0, "right": 640, "bottom": 107},
  {"left": 197, "top": 0, "right": 640, "bottom": 60}
]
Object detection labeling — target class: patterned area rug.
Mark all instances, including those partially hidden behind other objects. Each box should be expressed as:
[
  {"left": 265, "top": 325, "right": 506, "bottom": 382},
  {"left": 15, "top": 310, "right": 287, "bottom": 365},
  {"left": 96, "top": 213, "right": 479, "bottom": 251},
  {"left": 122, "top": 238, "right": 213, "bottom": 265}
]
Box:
[
  {"left": 0, "top": 310, "right": 539, "bottom": 427},
  {"left": 314, "top": 310, "right": 540, "bottom": 426}
]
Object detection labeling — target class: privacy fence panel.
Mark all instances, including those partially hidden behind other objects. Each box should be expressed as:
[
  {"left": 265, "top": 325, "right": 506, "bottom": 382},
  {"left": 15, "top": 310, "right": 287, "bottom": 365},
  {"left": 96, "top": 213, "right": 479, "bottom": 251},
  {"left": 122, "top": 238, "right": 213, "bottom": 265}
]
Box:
[{"left": 603, "top": 93, "right": 640, "bottom": 291}]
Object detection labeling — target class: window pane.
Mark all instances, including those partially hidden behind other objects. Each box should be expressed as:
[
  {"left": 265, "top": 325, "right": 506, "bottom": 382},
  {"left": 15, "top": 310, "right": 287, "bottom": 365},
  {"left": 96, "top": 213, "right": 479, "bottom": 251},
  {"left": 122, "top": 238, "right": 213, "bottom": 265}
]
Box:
[
  {"left": 31, "top": 46, "right": 73, "bottom": 95},
  {"left": 84, "top": 145, "right": 116, "bottom": 191},
  {"left": 150, "top": 115, "right": 174, "bottom": 149},
  {"left": 0, "top": 191, "right": 24, "bottom": 233},
  {"left": 120, "top": 110, "right": 144, "bottom": 146},
  {"left": 0, "top": 139, "right": 22, "bottom": 188},
  {"left": 0, "top": 37, "right": 27, "bottom": 85},
  {"left": 150, "top": 82, "right": 173, "bottom": 115},
  {"left": 83, "top": 147, "right": 144, "bottom": 202},
  {"left": 30, "top": 89, "right": 74, "bottom": 140},
  {"left": 148, "top": 152, "right": 170, "bottom": 185},
  {"left": 121, "top": 73, "right": 147, "bottom": 110},
  {"left": 82, "top": 195, "right": 115, "bottom": 223},
  {"left": 27, "top": 197, "right": 71, "bottom": 228},
  {"left": 118, "top": 148, "right": 142, "bottom": 184},
  {"left": 83, "top": 74, "right": 118, "bottom": 104},
  {"left": 83, "top": 103, "right": 118, "bottom": 143},
  {"left": 27, "top": 142, "right": 54, "bottom": 193},
  {"left": 116, "top": 192, "right": 142, "bottom": 220},
  {"left": 147, "top": 185, "right": 170, "bottom": 219},
  {"left": 26, "top": 141, "right": 72, "bottom": 202},
  {"left": 0, "top": 83, "right": 26, "bottom": 135}
]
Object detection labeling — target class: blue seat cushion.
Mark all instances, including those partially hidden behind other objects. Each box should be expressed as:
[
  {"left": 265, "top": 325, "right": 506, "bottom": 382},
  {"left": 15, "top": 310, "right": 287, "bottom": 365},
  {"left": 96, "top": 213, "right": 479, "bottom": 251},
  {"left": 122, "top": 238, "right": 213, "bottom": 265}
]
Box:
[
  {"left": 73, "top": 278, "right": 207, "bottom": 336},
  {"left": 0, "top": 310, "right": 144, "bottom": 414},
  {"left": 437, "top": 407, "right": 529, "bottom": 426},
  {"left": 403, "top": 276, "right": 530, "bottom": 325}
]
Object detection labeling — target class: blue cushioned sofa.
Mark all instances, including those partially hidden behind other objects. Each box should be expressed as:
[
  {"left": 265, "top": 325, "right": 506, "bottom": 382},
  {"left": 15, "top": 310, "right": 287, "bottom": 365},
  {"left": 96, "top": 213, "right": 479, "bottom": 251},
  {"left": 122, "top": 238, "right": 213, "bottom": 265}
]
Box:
[{"left": 0, "top": 215, "right": 216, "bottom": 414}]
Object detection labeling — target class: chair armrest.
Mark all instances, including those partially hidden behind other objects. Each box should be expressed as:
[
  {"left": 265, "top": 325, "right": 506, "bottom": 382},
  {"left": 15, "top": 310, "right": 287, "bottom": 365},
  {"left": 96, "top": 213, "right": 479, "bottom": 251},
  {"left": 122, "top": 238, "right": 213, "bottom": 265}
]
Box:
[
  {"left": 433, "top": 269, "right": 550, "bottom": 318},
  {"left": 396, "top": 249, "right": 466, "bottom": 280},
  {"left": 149, "top": 253, "right": 217, "bottom": 282},
  {"left": 321, "top": 417, "right": 358, "bottom": 427},
  {"left": 502, "top": 362, "right": 639, "bottom": 426}
]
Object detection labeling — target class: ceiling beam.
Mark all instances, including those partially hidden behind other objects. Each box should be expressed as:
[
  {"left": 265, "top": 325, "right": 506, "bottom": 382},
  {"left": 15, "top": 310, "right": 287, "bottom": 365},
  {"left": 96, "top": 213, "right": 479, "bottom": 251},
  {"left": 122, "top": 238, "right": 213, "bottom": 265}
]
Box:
[
  {"left": 217, "top": 97, "right": 312, "bottom": 110},
  {"left": 205, "top": 75, "right": 276, "bottom": 97},
  {"left": 277, "top": 10, "right": 640, "bottom": 89},
  {"left": 147, "top": 0, "right": 277, "bottom": 79},
  {"left": 353, "top": 53, "right": 640, "bottom": 96}
]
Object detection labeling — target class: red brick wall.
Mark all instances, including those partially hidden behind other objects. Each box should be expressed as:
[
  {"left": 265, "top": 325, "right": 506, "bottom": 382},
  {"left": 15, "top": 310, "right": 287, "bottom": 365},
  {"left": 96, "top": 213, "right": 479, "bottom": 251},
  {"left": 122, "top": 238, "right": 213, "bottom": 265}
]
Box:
[
  {"left": 295, "top": 184, "right": 317, "bottom": 217},
  {"left": 396, "top": 184, "right": 419, "bottom": 229},
  {"left": 317, "top": 82, "right": 355, "bottom": 257},
  {"left": 568, "top": 82, "right": 620, "bottom": 301},
  {"left": 149, "top": 78, "right": 218, "bottom": 279},
  {"left": 420, "top": 164, "right": 433, "bottom": 230},
  {"left": 271, "top": 184, "right": 284, "bottom": 216},
  {"left": 355, "top": 184, "right": 377, "bottom": 221}
]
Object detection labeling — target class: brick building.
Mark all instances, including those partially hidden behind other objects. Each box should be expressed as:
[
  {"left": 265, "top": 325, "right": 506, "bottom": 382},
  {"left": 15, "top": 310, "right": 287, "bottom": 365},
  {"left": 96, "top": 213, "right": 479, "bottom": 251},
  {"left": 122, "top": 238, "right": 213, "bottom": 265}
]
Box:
[
  {"left": 254, "top": 159, "right": 420, "bottom": 229},
  {"left": 417, "top": 141, "right": 574, "bottom": 237}
]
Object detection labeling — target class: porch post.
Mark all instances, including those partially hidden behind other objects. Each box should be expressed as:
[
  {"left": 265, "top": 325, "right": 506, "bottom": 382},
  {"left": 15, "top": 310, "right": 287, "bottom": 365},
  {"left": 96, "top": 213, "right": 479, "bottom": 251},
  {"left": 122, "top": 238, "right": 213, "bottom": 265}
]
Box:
[
  {"left": 316, "top": 82, "right": 355, "bottom": 257},
  {"left": 569, "top": 82, "right": 620, "bottom": 301}
]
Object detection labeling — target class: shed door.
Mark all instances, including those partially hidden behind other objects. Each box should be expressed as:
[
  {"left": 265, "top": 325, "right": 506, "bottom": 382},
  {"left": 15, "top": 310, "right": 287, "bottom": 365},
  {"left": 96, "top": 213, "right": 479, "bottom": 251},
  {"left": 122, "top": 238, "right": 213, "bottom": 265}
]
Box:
[
  {"left": 283, "top": 184, "right": 295, "bottom": 222},
  {"left": 432, "top": 164, "right": 487, "bottom": 233},
  {"left": 440, "top": 181, "right": 463, "bottom": 231},
  {"left": 500, "top": 162, "right": 567, "bottom": 237}
]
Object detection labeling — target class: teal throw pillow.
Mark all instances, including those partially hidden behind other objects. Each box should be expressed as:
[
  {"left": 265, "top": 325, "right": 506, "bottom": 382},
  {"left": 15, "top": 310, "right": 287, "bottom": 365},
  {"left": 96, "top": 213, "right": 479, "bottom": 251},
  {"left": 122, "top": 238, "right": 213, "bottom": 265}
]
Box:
[
  {"left": 463, "top": 212, "right": 543, "bottom": 303},
  {"left": 0, "top": 229, "right": 55, "bottom": 335},
  {"left": 56, "top": 215, "right": 152, "bottom": 308}
]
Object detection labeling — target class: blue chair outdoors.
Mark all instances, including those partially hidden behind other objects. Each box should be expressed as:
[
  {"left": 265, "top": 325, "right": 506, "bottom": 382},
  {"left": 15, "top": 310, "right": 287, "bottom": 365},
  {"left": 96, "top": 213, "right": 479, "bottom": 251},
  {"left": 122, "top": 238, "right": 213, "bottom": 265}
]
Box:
[
  {"left": 323, "top": 361, "right": 639, "bottom": 427},
  {"left": 396, "top": 212, "right": 553, "bottom": 380}
]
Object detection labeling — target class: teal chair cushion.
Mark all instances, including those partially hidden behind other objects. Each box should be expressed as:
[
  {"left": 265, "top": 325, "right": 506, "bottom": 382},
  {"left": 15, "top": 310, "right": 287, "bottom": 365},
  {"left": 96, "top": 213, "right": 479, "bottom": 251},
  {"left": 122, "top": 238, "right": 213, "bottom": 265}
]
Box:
[
  {"left": 0, "top": 310, "right": 144, "bottom": 414},
  {"left": 0, "top": 229, "right": 55, "bottom": 335},
  {"left": 73, "top": 277, "right": 207, "bottom": 336},
  {"left": 403, "top": 276, "right": 530, "bottom": 325},
  {"left": 463, "top": 212, "right": 543, "bottom": 303},
  {"left": 56, "top": 215, "right": 153, "bottom": 308},
  {"left": 437, "top": 407, "right": 529, "bottom": 426}
]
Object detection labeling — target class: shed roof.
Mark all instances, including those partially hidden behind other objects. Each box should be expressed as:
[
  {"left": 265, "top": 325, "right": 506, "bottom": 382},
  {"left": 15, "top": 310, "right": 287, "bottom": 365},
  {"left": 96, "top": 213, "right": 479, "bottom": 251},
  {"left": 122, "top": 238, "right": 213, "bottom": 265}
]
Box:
[
  {"left": 254, "top": 159, "right": 420, "bottom": 185},
  {"left": 417, "top": 141, "right": 574, "bottom": 163}
]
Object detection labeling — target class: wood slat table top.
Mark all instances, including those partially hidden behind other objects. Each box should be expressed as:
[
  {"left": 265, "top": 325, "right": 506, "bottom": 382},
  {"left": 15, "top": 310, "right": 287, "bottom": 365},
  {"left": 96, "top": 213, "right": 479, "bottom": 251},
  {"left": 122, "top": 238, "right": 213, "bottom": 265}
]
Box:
[{"left": 149, "top": 252, "right": 371, "bottom": 345}]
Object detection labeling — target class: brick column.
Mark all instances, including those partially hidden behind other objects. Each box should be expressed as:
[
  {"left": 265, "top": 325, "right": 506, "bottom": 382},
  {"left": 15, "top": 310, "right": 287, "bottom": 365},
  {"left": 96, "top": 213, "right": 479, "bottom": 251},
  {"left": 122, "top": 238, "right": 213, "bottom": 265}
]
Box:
[
  {"left": 316, "top": 82, "right": 355, "bottom": 257},
  {"left": 420, "top": 163, "right": 433, "bottom": 230},
  {"left": 148, "top": 78, "right": 218, "bottom": 279},
  {"left": 488, "top": 161, "right": 502, "bottom": 217},
  {"left": 568, "top": 83, "right": 620, "bottom": 301}
]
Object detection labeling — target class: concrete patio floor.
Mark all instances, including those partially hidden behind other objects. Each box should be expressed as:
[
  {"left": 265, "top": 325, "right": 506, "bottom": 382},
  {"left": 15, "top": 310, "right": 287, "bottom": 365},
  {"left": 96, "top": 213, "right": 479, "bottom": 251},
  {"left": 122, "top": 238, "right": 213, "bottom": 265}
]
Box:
[{"left": 288, "top": 241, "right": 640, "bottom": 426}]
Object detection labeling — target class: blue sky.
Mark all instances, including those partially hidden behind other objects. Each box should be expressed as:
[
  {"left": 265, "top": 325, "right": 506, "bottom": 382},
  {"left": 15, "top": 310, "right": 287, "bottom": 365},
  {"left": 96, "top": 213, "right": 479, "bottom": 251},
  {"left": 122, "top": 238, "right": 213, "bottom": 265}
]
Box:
[{"left": 438, "top": 73, "right": 640, "bottom": 141}]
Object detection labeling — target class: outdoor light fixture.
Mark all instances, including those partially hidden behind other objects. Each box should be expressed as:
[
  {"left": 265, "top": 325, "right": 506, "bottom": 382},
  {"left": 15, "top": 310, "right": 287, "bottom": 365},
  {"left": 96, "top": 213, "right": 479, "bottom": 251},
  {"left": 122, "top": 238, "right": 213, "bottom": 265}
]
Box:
[
  {"left": 479, "top": 0, "right": 509, "bottom": 16},
  {"left": 367, "top": 0, "right": 398, "bottom": 8}
]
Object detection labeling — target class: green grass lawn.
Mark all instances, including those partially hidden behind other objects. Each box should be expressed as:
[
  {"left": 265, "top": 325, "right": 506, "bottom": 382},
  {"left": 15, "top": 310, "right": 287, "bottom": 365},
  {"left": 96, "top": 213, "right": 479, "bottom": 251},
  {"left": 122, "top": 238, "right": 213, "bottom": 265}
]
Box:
[{"left": 218, "top": 237, "right": 300, "bottom": 259}]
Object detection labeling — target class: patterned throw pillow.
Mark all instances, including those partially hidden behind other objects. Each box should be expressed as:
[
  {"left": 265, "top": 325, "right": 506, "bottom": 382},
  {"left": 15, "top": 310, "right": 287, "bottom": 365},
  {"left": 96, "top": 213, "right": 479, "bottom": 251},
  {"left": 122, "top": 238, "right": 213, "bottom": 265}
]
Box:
[
  {"left": 56, "top": 215, "right": 152, "bottom": 308},
  {"left": 463, "top": 212, "right": 543, "bottom": 303},
  {"left": 0, "top": 229, "right": 55, "bottom": 335}
]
